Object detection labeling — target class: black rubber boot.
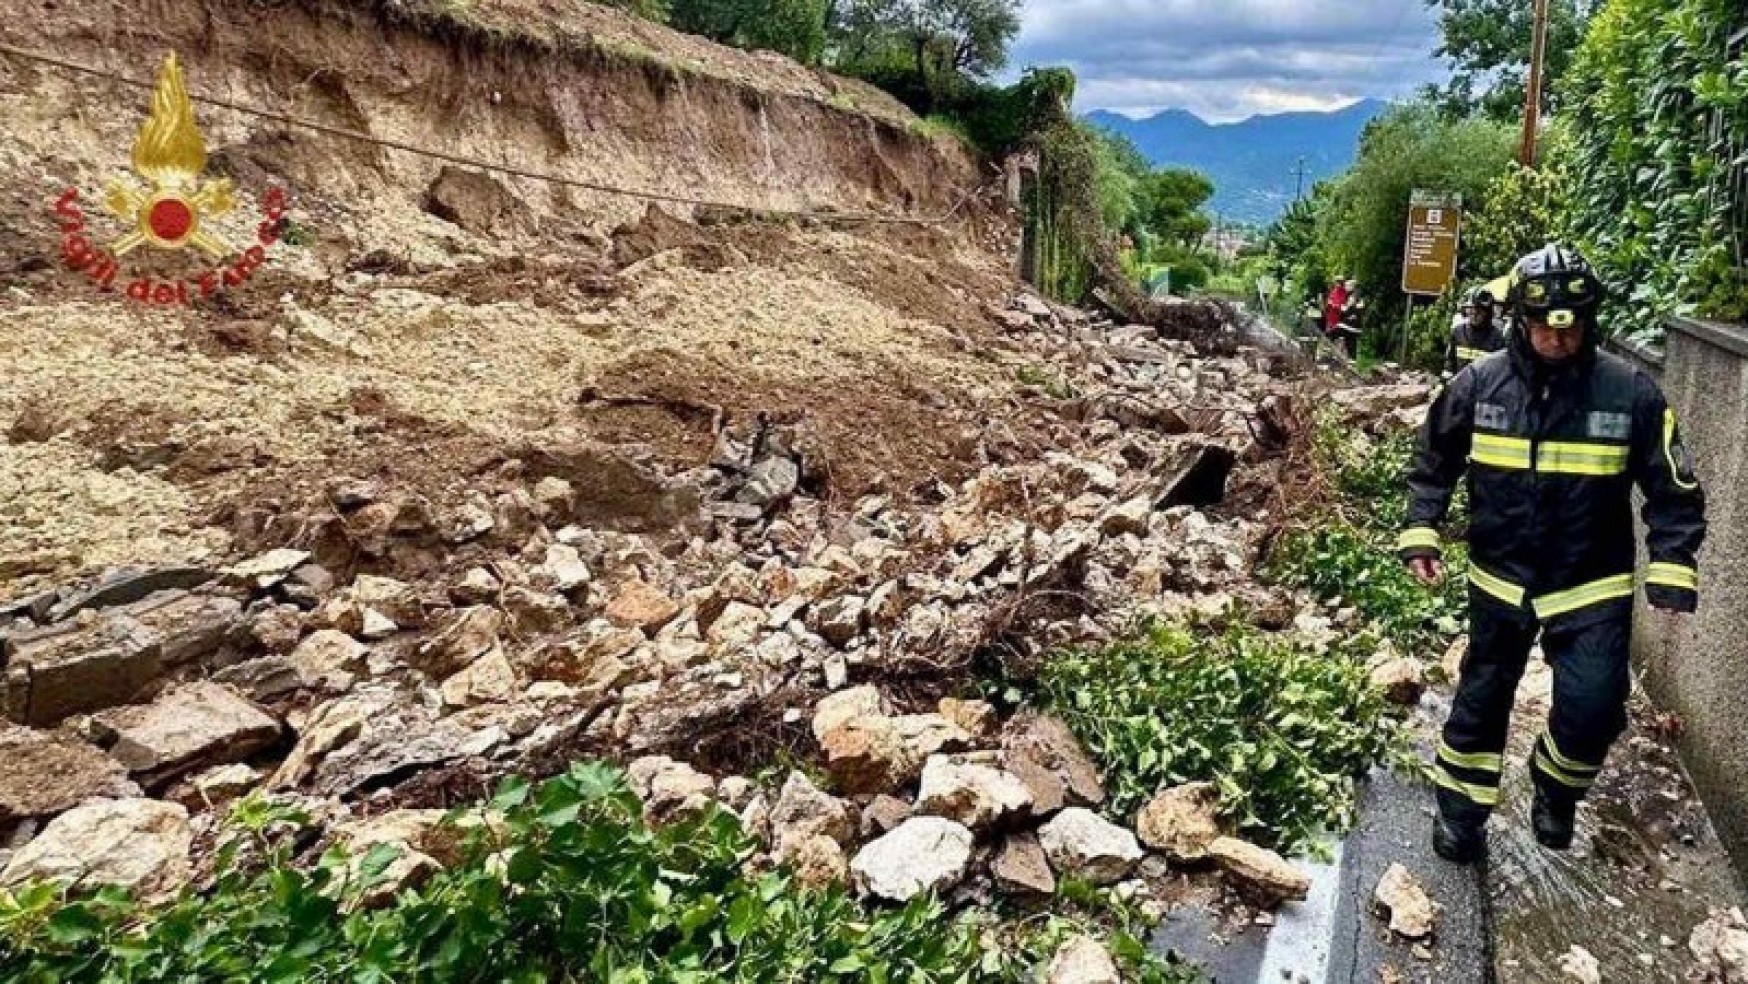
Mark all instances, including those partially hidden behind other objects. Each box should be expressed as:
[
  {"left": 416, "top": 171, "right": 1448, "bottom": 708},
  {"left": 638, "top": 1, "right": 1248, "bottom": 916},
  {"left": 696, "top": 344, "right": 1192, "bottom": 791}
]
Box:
[
  {"left": 1433, "top": 814, "right": 1487, "bottom": 865},
  {"left": 1532, "top": 789, "right": 1576, "bottom": 850}
]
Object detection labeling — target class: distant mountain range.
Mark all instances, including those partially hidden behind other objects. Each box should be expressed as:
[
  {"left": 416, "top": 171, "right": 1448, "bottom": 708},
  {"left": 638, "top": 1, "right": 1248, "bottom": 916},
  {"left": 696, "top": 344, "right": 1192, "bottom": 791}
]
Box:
[{"left": 1085, "top": 98, "right": 1392, "bottom": 228}]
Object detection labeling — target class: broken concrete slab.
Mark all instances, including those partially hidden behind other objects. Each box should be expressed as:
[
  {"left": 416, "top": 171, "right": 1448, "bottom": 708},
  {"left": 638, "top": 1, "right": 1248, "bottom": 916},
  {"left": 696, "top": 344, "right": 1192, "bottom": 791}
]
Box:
[
  {"left": 46, "top": 567, "right": 213, "bottom": 622},
  {"left": 1, "top": 613, "right": 163, "bottom": 725},
  {"left": 92, "top": 682, "right": 280, "bottom": 788}
]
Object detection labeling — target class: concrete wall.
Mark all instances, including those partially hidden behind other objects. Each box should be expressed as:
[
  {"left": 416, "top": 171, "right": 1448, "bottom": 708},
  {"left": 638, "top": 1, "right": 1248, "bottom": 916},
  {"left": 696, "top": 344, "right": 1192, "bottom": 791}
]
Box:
[{"left": 1627, "top": 316, "right": 1748, "bottom": 869}]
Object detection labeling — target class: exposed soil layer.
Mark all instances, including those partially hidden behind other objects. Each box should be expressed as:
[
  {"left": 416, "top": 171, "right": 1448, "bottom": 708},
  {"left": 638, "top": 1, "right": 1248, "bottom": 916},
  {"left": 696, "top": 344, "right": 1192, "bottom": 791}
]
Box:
[{"left": 0, "top": 0, "right": 1007, "bottom": 597}]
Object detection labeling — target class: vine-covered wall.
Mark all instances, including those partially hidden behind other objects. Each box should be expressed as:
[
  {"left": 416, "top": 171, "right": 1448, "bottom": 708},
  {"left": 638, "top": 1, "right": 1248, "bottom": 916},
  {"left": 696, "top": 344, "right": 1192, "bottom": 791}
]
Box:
[{"left": 1551, "top": 0, "right": 1748, "bottom": 341}]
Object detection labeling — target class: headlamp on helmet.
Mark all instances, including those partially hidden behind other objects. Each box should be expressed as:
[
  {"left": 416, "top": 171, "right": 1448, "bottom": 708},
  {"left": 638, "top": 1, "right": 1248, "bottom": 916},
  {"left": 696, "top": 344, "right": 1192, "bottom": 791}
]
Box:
[{"left": 1509, "top": 244, "right": 1604, "bottom": 327}]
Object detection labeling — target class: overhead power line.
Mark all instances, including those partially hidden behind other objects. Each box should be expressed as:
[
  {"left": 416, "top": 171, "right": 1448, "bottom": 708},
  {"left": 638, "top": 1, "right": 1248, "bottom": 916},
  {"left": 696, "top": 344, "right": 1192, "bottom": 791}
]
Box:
[{"left": 0, "top": 41, "right": 976, "bottom": 227}]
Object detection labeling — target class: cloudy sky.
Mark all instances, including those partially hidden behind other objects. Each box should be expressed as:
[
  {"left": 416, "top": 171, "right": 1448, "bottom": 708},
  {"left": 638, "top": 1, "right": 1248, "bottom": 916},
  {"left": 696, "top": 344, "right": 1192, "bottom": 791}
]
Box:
[{"left": 1008, "top": 0, "right": 1447, "bottom": 123}]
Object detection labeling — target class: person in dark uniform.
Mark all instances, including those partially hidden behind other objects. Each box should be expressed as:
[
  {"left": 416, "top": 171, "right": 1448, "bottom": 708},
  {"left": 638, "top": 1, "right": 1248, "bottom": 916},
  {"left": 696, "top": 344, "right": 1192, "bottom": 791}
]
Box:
[
  {"left": 1397, "top": 244, "right": 1707, "bottom": 863},
  {"left": 1447, "top": 287, "right": 1508, "bottom": 374}
]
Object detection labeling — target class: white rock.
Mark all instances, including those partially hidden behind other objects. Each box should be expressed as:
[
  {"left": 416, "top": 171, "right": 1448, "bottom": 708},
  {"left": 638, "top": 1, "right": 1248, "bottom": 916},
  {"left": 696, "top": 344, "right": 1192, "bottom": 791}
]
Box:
[
  {"left": 1, "top": 799, "right": 192, "bottom": 901},
  {"left": 1037, "top": 807, "right": 1143, "bottom": 885},
  {"left": 915, "top": 755, "right": 1034, "bottom": 831},
  {"left": 1045, "top": 935, "right": 1121, "bottom": 984},
  {"left": 849, "top": 817, "right": 974, "bottom": 902},
  {"left": 538, "top": 544, "right": 592, "bottom": 594},
  {"left": 1690, "top": 908, "right": 1748, "bottom": 983},
  {"left": 1373, "top": 863, "right": 1438, "bottom": 939},
  {"left": 1558, "top": 945, "right": 1601, "bottom": 984}
]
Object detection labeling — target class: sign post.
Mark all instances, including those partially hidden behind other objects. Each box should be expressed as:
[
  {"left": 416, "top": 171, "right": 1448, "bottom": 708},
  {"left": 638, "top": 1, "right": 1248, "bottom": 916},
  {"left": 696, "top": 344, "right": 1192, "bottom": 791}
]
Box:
[{"left": 1400, "top": 190, "right": 1464, "bottom": 363}]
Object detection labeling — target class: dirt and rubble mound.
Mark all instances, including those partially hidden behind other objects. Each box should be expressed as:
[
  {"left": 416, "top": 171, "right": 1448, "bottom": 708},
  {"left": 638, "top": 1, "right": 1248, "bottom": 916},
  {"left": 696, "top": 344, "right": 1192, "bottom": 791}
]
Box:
[{"left": 0, "top": 0, "right": 1408, "bottom": 951}]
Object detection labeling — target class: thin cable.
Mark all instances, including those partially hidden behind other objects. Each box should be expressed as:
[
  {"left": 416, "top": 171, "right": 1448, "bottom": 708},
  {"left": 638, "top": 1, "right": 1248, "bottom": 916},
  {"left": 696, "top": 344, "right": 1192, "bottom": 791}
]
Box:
[{"left": 0, "top": 41, "right": 977, "bottom": 227}]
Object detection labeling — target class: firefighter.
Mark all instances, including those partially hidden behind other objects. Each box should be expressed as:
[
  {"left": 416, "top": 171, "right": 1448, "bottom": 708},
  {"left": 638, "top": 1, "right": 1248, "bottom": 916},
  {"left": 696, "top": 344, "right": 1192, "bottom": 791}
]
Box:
[
  {"left": 1397, "top": 244, "right": 1707, "bottom": 863},
  {"left": 1446, "top": 287, "right": 1507, "bottom": 374}
]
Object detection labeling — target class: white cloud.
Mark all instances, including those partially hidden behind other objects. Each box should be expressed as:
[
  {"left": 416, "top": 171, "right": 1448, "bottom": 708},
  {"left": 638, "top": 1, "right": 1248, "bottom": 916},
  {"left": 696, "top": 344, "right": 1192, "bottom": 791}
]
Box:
[{"left": 1007, "top": 0, "right": 1446, "bottom": 122}]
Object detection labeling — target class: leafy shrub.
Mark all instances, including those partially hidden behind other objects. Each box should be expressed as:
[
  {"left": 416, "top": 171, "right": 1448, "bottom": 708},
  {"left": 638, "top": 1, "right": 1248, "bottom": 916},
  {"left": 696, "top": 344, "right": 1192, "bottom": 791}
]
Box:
[
  {"left": 1269, "top": 413, "right": 1467, "bottom": 657},
  {"left": 1269, "top": 523, "right": 1467, "bottom": 660},
  {"left": 1035, "top": 621, "right": 1405, "bottom": 856},
  {"left": 1552, "top": 0, "right": 1748, "bottom": 343},
  {"left": 0, "top": 763, "right": 1004, "bottom": 983}
]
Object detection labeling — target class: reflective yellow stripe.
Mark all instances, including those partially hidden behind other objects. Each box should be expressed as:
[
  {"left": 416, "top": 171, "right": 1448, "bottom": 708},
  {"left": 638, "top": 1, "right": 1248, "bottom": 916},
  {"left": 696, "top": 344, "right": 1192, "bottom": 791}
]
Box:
[
  {"left": 1532, "top": 574, "right": 1635, "bottom": 619},
  {"left": 1536, "top": 441, "right": 1630, "bottom": 477},
  {"left": 1435, "top": 771, "right": 1501, "bottom": 806},
  {"left": 1438, "top": 741, "right": 1502, "bottom": 773},
  {"left": 1534, "top": 750, "right": 1597, "bottom": 789},
  {"left": 1540, "top": 732, "right": 1600, "bottom": 775},
  {"left": 1398, "top": 527, "right": 1441, "bottom": 551},
  {"left": 1647, "top": 562, "right": 1698, "bottom": 591},
  {"left": 1456, "top": 346, "right": 1488, "bottom": 362},
  {"left": 1471, "top": 433, "right": 1534, "bottom": 471},
  {"left": 1469, "top": 565, "right": 1526, "bottom": 607},
  {"left": 1665, "top": 410, "right": 1700, "bottom": 491}
]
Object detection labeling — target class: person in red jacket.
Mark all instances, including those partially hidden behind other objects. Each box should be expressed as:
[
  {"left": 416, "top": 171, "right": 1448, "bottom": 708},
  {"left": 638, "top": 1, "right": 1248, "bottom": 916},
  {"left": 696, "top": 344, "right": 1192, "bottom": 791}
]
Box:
[{"left": 1324, "top": 278, "right": 1350, "bottom": 338}]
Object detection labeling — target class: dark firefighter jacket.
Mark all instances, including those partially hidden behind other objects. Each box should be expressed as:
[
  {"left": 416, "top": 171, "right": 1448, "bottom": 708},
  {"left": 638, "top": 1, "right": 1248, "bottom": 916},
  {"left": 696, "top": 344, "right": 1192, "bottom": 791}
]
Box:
[
  {"left": 1446, "top": 318, "right": 1508, "bottom": 373},
  {"left": 1398, "top": 330, "right": 1707, "bottom": 624}
]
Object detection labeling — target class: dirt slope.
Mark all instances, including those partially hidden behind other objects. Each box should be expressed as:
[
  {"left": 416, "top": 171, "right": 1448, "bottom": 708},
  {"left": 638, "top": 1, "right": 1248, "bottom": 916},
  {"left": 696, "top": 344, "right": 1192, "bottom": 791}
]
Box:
[{"left": 0, "top": 0, "right": 1011, "bottom": 596}]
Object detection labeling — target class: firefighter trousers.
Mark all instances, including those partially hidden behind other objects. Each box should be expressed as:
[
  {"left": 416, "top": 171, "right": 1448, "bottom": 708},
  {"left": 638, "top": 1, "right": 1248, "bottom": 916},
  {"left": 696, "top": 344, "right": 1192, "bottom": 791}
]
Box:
[{"left": 1434, "top": 598, "right": 1632, "bottom": 825}]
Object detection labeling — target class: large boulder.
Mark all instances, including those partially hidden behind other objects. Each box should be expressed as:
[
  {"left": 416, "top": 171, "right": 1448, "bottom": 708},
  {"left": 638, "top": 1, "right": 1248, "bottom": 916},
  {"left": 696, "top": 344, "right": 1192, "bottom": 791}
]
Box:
[
  {"left": 92, "top": 682, "right": 280, "bottom": 788},
  {"left": 423, "top": 166, "right": 524, "bottom": 235},
  {"left": 1135, "top": 782, "right": 1224, "bottom": 863},
  {"left": 1209, "top": 836, "right": 1310, "bottom": 908},
  {"left": 1, "top": 799, "right": 192, "bottom": 901},
  {"left": 1002, "top": 710, "right": 1105, "bottom": 814},
  {"left": 915, "top": 755, "right": 1033, "bottom": 831},
  {"left": 849, "top": 817, "right": 974, "bottom": 902},
  {"left": 769, "top": 771, "right": 853, "bottom": 855},
  {"left": 1037, "top": 808, "right": 1143, "bottom": 886}
]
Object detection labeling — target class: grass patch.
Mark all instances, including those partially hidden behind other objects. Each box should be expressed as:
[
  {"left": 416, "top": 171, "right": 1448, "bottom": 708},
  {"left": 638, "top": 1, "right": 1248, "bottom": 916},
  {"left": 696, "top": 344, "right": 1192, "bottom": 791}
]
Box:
[
  {"left": 1034, "top": 621, "right": 1406, "bottom": 856},
  {"left": 909, "top": 114, "right": 973, "bottom": 148}
]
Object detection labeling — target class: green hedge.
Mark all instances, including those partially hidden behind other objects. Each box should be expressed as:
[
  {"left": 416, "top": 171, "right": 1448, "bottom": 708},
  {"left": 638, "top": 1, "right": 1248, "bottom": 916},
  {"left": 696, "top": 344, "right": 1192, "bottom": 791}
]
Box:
[{"left": 1552, "top": 0, "right": 1748, "bottom": 341}]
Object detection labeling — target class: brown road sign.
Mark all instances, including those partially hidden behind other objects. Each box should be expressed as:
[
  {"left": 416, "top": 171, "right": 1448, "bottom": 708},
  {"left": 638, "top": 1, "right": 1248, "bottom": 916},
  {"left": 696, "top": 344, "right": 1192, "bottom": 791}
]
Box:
[{"left": 1402, "top": 191, "right": 1463, "bottom": 296}]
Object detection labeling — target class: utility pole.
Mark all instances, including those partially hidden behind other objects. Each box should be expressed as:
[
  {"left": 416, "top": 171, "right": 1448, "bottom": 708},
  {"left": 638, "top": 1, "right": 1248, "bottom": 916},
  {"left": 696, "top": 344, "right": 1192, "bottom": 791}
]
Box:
[
  {"left": 1293, "top": 156, "right": 1308, "bottom": 202},
  {"left": 1520, "top": 0, "right": 1551, "bottom": 167}
]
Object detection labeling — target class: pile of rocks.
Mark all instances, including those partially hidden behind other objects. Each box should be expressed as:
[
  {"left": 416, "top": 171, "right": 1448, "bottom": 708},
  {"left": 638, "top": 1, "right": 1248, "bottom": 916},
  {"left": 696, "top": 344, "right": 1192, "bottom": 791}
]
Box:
[
  {"left": 0, "top": 293, "right": 1431, "bottom": 959},
  {"left": 625, "top": 684, "right": 1311, "bottom": 922}
]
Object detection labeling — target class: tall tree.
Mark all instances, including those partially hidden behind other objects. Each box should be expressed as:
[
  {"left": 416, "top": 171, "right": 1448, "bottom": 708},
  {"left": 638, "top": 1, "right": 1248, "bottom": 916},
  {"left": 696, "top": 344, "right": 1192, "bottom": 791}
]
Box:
[
  {"left": 832, "top": 0, "right": 1020, "bottom": 101},
  {"left": 1423, "top": 0, "right": 1598, "bottom": 121}
]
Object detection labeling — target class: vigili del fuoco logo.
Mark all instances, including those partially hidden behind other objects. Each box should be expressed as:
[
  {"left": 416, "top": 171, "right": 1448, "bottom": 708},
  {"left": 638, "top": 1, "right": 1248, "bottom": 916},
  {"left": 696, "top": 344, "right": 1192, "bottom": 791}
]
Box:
[{"left": 52, "top": 53, "right": 292, "bottom": 305}]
